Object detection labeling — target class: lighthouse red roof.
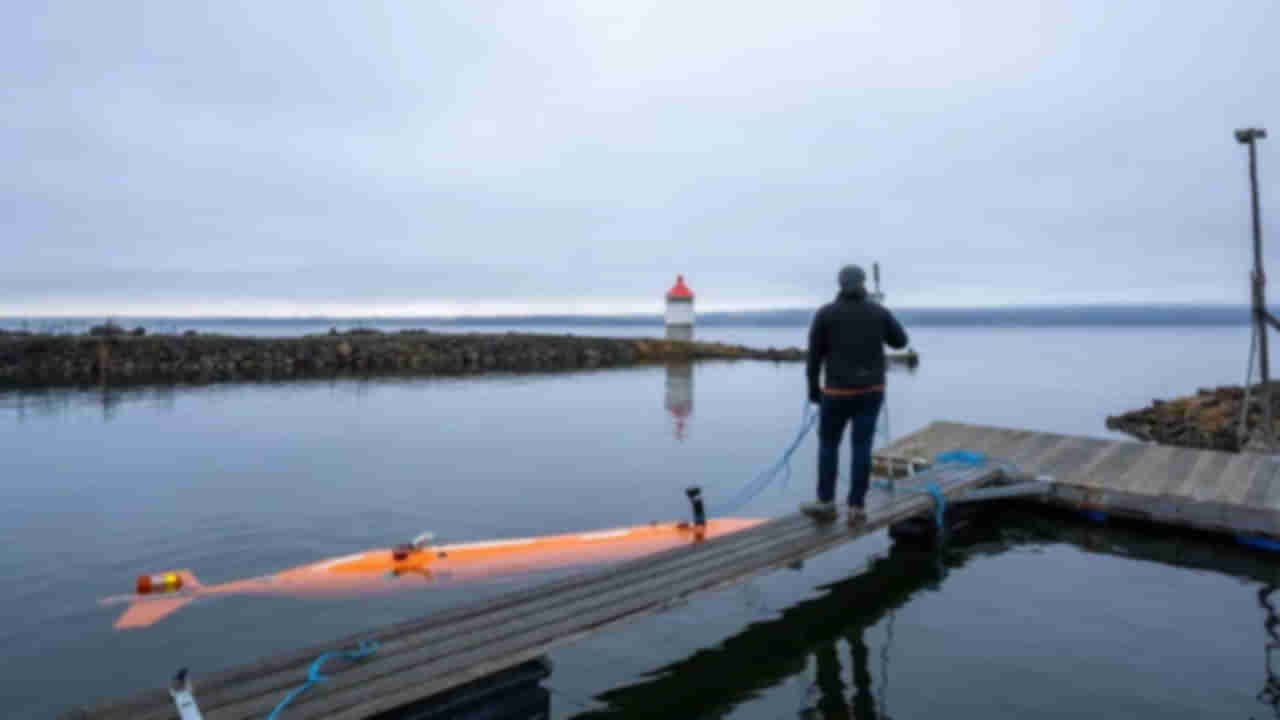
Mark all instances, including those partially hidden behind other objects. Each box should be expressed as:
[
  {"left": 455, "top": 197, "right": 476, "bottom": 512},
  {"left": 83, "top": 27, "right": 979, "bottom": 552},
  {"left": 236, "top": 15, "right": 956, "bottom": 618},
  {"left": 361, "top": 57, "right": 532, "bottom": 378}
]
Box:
[{"left": 666, "top": 274, "right": 694, "bottom": 300}]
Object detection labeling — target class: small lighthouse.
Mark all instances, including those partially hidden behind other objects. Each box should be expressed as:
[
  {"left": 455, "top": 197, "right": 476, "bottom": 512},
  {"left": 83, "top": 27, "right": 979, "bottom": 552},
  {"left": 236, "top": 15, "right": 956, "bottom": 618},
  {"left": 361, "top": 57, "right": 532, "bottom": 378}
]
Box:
[{"left": 664, "top": 274, "right": 695, "bottom": 341}]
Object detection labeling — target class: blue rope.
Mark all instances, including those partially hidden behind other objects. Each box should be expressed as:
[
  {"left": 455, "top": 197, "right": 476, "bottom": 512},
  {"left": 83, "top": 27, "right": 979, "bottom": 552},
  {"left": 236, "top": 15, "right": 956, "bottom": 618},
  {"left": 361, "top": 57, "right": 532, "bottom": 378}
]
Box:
[
  {"left": 922, "top": 482, "right": 947, "bottom": 529},
  {"left": 933, "top": 449, "right": 986, "bottom": 466},
  {"left": 718, "top": 402, "right": 819, "bottom": 514},
  {"left": 871, "top": 477, "right": 947, "bottom": 528},
  {"left": 268, "top": 640, "right": 379, "bottom": 719},
  {"left": 873, "top": 450, "right": 987, "bottom": 529}
]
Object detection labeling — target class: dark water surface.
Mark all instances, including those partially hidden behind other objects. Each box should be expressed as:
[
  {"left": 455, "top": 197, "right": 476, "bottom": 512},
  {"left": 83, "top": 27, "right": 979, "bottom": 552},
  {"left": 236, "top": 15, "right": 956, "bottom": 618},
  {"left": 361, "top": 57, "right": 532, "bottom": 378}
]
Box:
[
  {"left": 551, "top": 511, "right": 1277, "bottom": 719},
  {"left": 0, "top": 325, "right": 1273, "bottom": 718}
]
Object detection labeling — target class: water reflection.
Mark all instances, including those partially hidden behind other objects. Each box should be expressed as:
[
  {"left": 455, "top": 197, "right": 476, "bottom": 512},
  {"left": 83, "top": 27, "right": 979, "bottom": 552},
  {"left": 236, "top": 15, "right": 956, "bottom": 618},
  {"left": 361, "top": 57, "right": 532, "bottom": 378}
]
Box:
[
  {"left": 378, "top": 656, "right": 552, "bottom": 719},
  {"left": 568, "top": 511, "right": 1280, "bottom": 719},
  {"left": 1259, "top": 586, "right": 1280, "bottom": 716},
  {"left": 0, "top": 379, "right": 365, "bottom": 423},
  {"left": 809, "top": 631, "right": 876, "bottom": 719},
  {"left": 571, "top": 529, "right": 1008, "bottom": 719},
  {"left": 657, "top": 357, "right": 893, "bottom": 450},
  {"left": 981, "top": 512, "right": 1280, "bottom": 720},
  {"left": 0, "top": 385, "right": 182, "bottom": 423},
  {"left": 664, "top": 362, "right": 693, "bottom": 442}
]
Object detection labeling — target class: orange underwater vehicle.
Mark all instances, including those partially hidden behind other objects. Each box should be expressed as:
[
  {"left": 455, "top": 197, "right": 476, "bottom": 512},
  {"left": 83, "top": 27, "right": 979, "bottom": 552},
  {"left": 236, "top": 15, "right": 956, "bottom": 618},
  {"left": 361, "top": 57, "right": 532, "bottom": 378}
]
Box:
[{"left": 105, "top": 490, "right": 763, "bottom": 630}]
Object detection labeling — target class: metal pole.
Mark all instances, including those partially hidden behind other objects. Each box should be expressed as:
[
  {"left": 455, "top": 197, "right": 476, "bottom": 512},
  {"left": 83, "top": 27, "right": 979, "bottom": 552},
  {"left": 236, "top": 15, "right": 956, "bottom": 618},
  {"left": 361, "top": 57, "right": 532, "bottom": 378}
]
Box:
[
  {"left": 1239, "top": 127, "right": 1270, "bottom": 446},
  {"left": 1252, "top": 138, "right": 1272, "bottom": 445},
  {"left": 1241, "top": 321, "right": 1259, "bottom": 448}
]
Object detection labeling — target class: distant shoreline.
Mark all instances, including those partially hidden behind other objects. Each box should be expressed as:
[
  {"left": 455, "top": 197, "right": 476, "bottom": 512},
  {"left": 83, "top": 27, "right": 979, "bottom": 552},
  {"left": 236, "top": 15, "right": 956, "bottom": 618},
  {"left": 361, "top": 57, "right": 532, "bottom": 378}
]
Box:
[{"left": 0, "top": 304, "right": 1253, "bottom": 335}]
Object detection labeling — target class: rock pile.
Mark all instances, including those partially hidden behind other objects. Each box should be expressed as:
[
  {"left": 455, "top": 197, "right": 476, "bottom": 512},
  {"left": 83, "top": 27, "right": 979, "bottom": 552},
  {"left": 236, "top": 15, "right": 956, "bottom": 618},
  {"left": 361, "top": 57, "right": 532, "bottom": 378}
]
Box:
[
  {"left": 0, "top": 331, "right": 807, "bottom": 387},
  {"left": 1104, "top": 384, "right": 1280, "bottom": 452}
]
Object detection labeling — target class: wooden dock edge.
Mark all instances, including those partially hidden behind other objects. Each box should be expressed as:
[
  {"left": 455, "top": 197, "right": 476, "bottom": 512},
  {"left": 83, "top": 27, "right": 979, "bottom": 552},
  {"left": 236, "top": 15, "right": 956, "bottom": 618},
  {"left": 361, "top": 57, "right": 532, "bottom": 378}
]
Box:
[
  {"left": 1042, "top": 484, "right": 1279, "bottom": 539},
  {"left": 876, "top": 420, "right": 1280, "bottom": 542}
]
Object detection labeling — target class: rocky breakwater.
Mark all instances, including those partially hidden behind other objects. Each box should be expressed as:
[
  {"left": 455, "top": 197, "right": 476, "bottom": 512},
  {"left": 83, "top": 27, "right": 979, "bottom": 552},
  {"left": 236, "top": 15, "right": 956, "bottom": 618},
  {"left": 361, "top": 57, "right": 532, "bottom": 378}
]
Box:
[
  {"left": 1104, "top": 384, "right": 1280, "bottom": 452},
  {"left": 0, "top": 330, "right": 806, "bottom": 387}
]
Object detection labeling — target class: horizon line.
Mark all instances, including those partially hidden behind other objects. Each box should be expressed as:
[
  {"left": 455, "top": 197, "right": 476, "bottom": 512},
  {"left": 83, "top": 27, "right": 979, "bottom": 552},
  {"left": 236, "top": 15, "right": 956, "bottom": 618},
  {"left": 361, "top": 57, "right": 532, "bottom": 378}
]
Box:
[{"left": 0, "top": 301, "right": 1252, "bottom": 321}]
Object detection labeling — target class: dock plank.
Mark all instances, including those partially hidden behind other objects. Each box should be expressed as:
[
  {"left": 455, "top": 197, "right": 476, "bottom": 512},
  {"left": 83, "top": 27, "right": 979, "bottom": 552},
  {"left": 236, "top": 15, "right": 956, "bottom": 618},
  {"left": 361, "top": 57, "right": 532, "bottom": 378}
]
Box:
[
  {"left": 1181, "top": 450, "right": 1233, "bottom": 502},
  {"left": 1207, "top": 453, "right": 1256, "bottom": 505},
  {"left": 985, "top": 429, "right": 1038, "bottom": 461},
  {"left": 1119, "top": 445, "right": 1176, "bottom": 495},
  {"left": 1082, "top": 442, "right": 1149, "bottom": 489},
  {"left": 1264, "top": 462, "right": 1280, "bottom": 511},
  {"left": 1007, "top": 433, "right": 1062, "bottom": 468},
  {"left": 1243, "top": 456, "right": 1280, "bottom": 507},
  {"left": 1030, "top": 436, "right": 1084, "bottom": 478},
  {"left": 1157, "top": 447, "right": 1201, "bottom": 497},
  {"left": 1071, "top": 442, "right": 1129, "bottom": 487},
  {"left": 925, "top": 422, "right": 985, "bottom": 455},
  {"left": 876, "top": 420, "right": 1280, "bottom": 540},
  {"left": 1223, "top": 453, "right": 1270, "bottom": 505},
  {"left": 1037, "top": 438, "right": 1107, "bottom": 485}
]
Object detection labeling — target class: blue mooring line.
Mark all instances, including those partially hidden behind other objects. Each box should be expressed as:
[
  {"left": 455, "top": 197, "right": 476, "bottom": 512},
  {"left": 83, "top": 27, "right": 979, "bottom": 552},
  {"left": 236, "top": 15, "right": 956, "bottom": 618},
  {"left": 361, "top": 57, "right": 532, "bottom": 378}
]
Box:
[
  {"left": 873, "top": 450, "right": 987, "bottom": 530},
  {"left": 1238, "top": 534, "right": 1280, "bottom": 552},
  {"left": 933, "top": 449, "right": 986, "bottom": 466},
  {"left": 1082, "top": 510, "right": 1108, "bottom": 525},
  {"left": 718, "top": 402, "right": 819, "bottom": 514},
  {"left": 268, "top": 640, "right": 379, "bottom": 719}
]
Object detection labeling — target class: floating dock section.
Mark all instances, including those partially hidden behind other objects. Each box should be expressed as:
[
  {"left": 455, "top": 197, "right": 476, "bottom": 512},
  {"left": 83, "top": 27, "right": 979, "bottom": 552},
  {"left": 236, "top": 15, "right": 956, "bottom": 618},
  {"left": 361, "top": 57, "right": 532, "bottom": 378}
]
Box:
[{"left": 877, "top": 420, "right": 1280, "bottom": 541}]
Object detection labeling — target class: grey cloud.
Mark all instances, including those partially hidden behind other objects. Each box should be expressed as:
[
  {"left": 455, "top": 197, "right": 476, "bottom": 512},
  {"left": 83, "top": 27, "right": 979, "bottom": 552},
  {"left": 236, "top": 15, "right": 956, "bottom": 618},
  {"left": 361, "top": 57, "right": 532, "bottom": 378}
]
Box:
[{"left": 2, "top": 1, "right": 1278, "bottom": 314}]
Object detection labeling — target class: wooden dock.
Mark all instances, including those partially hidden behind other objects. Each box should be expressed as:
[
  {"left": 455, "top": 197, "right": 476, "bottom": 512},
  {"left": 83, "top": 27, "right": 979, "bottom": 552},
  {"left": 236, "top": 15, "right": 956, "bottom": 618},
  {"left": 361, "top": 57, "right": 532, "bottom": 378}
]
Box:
[
  {"left": 877, "top": 420, "right": 1280, "bottom": 541},
  {"left": 65, "top": 461, "right": 999, "bottom": 720}
]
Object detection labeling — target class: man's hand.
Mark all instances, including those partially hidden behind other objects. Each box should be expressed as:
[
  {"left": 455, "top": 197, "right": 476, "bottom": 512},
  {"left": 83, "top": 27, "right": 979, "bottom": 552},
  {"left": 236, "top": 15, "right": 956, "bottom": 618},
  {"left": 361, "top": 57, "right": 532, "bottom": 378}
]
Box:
[{"left": 809, "top": 386, "right": 823, "bottom": 405}]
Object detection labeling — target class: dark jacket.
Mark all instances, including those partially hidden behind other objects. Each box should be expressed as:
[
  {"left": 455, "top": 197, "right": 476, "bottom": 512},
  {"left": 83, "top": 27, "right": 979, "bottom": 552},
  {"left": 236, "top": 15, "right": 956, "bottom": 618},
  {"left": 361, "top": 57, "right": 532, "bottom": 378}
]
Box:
[{"left": 807, "top": 289, "right": 909, "bottom": 395}]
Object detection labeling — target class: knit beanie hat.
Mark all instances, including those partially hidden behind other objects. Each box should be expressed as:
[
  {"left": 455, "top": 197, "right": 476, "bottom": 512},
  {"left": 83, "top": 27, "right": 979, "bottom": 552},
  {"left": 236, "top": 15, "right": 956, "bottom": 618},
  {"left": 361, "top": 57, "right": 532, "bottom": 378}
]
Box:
[{"left": 838, "top": 265, "right": 866, "bottom": 293}]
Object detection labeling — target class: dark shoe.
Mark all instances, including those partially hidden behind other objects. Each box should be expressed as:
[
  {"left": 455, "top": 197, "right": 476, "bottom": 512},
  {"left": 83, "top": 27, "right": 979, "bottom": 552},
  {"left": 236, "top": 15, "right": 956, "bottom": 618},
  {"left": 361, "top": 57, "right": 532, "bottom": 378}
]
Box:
[
  {"left": 847, "top": 506, "right": 867, "bottom": 528},
  {"left": 800, "top": 501, "right": 837, "bottom": 521}
]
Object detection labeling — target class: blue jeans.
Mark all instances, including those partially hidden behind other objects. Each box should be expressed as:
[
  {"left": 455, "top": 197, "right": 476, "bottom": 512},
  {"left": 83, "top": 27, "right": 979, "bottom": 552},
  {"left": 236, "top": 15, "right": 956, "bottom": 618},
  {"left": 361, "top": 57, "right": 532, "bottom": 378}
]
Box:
[{"left": 817, "top": 391, "right": 884, "bottom": 507}]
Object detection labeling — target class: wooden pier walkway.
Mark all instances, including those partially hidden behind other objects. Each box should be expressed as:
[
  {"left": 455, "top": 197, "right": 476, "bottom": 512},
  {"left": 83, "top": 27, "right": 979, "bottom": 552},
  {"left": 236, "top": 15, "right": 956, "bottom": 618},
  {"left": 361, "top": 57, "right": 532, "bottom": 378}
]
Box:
[
  {"left": 877, "top": 420, "right": 1280, "bottom": 541},
  {"left": 66, "top": 462, "right": 999, "bottom": 720}
]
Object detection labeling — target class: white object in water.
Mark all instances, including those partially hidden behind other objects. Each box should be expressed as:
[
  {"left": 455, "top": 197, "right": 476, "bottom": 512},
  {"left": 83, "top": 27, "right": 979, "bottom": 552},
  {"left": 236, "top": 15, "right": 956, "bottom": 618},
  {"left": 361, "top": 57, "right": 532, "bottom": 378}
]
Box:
[{"left": 169, "top": 668, "right": 205, "bottom": 720}]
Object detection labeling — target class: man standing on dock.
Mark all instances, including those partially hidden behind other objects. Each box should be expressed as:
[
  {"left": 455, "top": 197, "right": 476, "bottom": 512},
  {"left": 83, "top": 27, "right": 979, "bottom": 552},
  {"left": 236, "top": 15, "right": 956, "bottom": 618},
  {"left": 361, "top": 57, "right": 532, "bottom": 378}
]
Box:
[{"left": 802, "top": 265, "right": 909, "bottom": 526}]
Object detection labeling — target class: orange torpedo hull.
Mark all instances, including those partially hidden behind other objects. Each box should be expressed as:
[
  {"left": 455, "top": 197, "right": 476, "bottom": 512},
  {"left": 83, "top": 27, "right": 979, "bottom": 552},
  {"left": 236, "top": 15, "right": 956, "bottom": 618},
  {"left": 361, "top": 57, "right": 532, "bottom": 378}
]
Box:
[{"left": 106, "top": 517, "right": 764, "bottom": 629}]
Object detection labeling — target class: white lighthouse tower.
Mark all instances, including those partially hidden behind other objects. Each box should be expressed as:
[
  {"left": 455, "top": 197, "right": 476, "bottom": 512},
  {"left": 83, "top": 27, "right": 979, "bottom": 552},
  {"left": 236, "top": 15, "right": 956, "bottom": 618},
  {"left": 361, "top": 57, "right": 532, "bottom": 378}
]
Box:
[{"left": 664, "top": 275, "right": 695, "bottom": 341}]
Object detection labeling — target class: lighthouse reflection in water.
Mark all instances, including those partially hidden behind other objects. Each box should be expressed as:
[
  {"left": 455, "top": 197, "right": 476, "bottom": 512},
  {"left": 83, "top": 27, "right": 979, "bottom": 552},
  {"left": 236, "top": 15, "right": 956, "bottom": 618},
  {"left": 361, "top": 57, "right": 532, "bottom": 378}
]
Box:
[
  {"left": 664, "top": 361, "right": 693, "bottom": 442},
  {"left": 662, "top": 361, "right": 894, "bottom": 445}
]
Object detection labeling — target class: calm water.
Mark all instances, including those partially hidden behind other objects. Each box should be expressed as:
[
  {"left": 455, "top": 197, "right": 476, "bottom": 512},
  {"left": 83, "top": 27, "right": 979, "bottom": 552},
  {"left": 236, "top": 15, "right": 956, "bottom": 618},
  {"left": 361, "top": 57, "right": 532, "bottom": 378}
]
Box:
[{"left": 0, "top": 325, "right": 1273, "bottom": 718}]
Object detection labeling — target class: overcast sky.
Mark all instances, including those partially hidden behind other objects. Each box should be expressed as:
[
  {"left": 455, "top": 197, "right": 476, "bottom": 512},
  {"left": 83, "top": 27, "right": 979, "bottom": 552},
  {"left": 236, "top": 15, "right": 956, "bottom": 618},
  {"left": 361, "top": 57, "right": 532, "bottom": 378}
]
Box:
[{"left": 3, "top": 1, "right": 1278, "bottom": 315}]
